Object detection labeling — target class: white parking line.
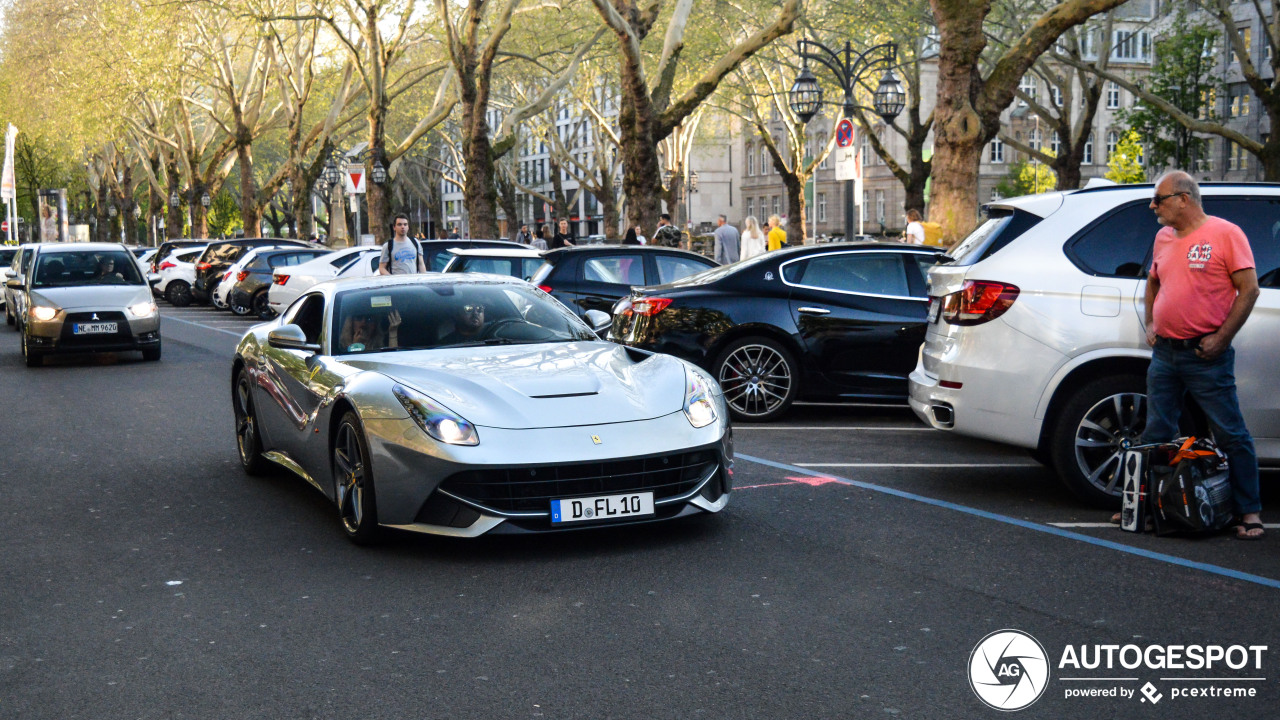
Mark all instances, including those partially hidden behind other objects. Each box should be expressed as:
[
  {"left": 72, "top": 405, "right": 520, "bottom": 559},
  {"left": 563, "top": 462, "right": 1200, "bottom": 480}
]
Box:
[
  {"left": 162, "top": 314, "right": 242, "bottom": 337},
  {"left": 735, "top": 426, "right": 934, "bottom": 431},
  {"left": 795, "top": 462, "right": 1043, "bottom": 468}
]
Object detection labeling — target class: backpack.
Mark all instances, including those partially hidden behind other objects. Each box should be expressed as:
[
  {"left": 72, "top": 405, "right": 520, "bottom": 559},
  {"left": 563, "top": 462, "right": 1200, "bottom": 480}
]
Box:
[
  {"left": 1122, "top": 437, "right": 1234, "bottom": 536},
  {"left": 921, "top": 221, "right": 945, "bottom": 247},
  {"left": 381, "top": 237, "right": 424, "bottom": 274}
]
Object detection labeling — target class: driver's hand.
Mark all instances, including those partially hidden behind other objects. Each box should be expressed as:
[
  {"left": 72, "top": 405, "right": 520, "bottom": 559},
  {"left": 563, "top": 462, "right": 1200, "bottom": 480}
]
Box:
[{"left": 387, "top": 309, "right": 402, "bottom": 333}]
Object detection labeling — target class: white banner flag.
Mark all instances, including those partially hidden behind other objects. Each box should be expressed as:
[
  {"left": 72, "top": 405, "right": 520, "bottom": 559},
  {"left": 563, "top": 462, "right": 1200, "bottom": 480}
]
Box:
[{"left": 1, "top": 124, "right": 16, "bottom": 201}]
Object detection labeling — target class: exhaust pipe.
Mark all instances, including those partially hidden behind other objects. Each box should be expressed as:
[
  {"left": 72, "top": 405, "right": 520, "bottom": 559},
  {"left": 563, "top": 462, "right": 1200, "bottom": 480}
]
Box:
[{"left": 931, "top": 403, "right": 954, "bottom": 428}]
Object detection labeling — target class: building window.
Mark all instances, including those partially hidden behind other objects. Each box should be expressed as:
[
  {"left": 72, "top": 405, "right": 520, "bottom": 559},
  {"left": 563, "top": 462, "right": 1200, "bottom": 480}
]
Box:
[
  {"left": 1083, "top": 133, "right": 1094, "bottom": 165},
  {"left": 759, "top": 197, "right": 768, "bottom": 218},
  {"left": 1050, "top": 85, "right": 1063, "bottom": 107},
  {"left": 1106, "top": 82, "right": 1121, "bottom": 109},
  {"left": 760, "top": 147, "right": 770, "bottom": 175},
  {"left": 861, "top": 132, "right": 872, "bottom": 165},
  {"left": 989, "top": 138, "right": 1005, "bottom": 163},
  {"left": 746, "top": 145, "right": 754, "bottom": 176},
  {"left": 1114, "top": 30, "right": 1150, "bottom": 61},
  {"left": 818, "top": 134, "right": 829, "bottom": 169},
  {"left": 1050, "top": 132, "right": 1062, "bottom": 155},
  {"left": 862, "top": 191, "right": 869, "bottom": 223},
  {"left": 817, "top": 192, "right": 827, "bottom": 222},
  {"left": 746, "top": 197, "right": 754, "bottom": 218},
  {"left": 772, "top": 196, "right": 780, "bottom": 217},
  {"left": 1029, "top": 128, "right": 1042, "bottom": 151},
  {"left": 1018, "top": 75, "right": 1037, "bottom": 106},
  {"left": 875, "top": 190, "right": 885, "bottom": 224},
  {"left": 1237, "top": 26, "right": 1252, "bottom": 62},
  {"left": 1106, "top": 130, "right": 1118, "bottom": 160}
]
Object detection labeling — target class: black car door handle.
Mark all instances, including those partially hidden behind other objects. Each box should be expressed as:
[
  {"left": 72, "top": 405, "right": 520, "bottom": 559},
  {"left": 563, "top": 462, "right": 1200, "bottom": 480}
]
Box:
[{"left": 798, "top": 306, "right": 831, "bottom": 315}]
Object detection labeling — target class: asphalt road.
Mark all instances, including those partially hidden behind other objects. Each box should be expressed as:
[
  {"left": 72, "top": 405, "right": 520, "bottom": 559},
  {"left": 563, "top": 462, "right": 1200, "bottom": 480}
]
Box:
[{"left": 1, "top": 304, "right": 1277, "bottom": 719}]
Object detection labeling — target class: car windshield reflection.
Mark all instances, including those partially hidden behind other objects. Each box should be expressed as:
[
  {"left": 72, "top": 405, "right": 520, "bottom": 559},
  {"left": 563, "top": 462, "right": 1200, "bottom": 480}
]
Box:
[
  {"left": 333, "top": 282, "right": 598, "bottom": 355},
  {"left": 31, "top": 250, "right": 145, "bottom": 288}
]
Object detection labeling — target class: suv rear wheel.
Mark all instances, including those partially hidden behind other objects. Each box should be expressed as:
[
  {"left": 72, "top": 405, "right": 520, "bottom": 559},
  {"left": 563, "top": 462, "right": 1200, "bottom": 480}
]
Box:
[{"left": 1049, "top": 375, "right": 1146, "bottom": 508}]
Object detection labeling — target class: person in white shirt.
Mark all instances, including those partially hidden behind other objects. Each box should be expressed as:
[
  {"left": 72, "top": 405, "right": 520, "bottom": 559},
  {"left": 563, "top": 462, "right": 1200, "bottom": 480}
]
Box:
[
  {"left": 740, "top": 215, "right": 767, "bottom": 260},
  {"left": 904, "top": 209, "right": 926, "bottom": 245}
]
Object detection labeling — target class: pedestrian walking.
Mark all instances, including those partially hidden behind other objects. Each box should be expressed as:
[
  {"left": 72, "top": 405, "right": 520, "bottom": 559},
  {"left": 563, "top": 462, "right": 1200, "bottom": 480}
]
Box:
[
  {"left": 635, "top": 225, "right": 647, "bottom": 245},
  {"left": 532, "top": 223, "right": 551, "bottom": 251},
  {"left": 713, "top": 214, "right": 741, "bottom": 265},
  {"left": 652, "top": 213, "right": 682, "bottom": 248},
  {"left": 904, "top": 209, "right": 926, "bottom": 245},
  {"left": 622, "top": 227, "right": 641, "bottom": 245},
  {"left": 515, "top": 224, "right": 533, "bottom": 245},
  {"left": 740, "top": 215, "right": 767, "bottom": 260},
  {"left": 550, "top": 219, "right": 576, "bottom": 249},
  {"left": 1137, "top": 170, "right": 1263, "bottom": 540},
  {"left": 378, "top": 213, "right": 427, "bottom": 274},
  {"left": 767, "top": 215, "right": 787, "bottom": 251}
]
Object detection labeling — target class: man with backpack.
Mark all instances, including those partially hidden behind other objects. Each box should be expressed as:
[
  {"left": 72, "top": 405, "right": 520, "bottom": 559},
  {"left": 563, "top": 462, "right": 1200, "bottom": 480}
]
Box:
[{"left": 378, "top": 213, "right": 427, "bottom": 274}]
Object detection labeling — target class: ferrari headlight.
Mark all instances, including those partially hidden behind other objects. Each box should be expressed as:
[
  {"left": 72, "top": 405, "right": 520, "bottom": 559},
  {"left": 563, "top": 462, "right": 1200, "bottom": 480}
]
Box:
[
  {"left": 30, "top": 306, "right": 57, "bottom": 322},
  {"left": 393, "top": 384, "right": 479, "bottom": 446},
  {"left": 128, "top": 301, "right": 158, "bottom": 318},
  {"left": 683, "top": 366, "right": 719, "bottom": 429}
]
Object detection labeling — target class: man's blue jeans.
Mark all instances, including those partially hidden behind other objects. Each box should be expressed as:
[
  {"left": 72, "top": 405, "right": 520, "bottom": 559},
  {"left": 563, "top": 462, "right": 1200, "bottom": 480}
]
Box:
[{"left": 1143, "top": 342, "right": 1261, "bottom": 515}]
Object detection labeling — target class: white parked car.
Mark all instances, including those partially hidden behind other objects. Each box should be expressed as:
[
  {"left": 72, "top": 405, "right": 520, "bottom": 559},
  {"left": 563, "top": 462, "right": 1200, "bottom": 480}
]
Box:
[
  {"left": 909, "top": 183, "right": 1280, "bottom": 507},
  {"left": 154, "top": 246, "right": 205, "bottom": 305},
  {"left": 267, "top": 246, "right": 381, "bottom": 315},
  {"left": 441, "top": 247, "right": 545, "bottom": 280},
  {"left": 134, "top": 248, "right": 158, "bottom": 275}
]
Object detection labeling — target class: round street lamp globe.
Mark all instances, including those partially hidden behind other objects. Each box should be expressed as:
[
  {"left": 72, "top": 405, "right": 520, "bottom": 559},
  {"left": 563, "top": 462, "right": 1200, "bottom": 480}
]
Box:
[
  {"left": 108, "top": 205, "right": 117, "bottom": 217},
  {"left": 370, "top": 159, "right": 388, "bottom": 185},
  {"left": 788, "top": 66, "right": 823, "bottom": 124},
  {"left": 201, "top": 193, "right": 211, "bottom": 207},
  {"left": 323, "top": 158, "right": 341, "bottom": 186},
  {"left": 874, "top": 70, "right": 906, "bottom": 122},
  {"left": 169, "top": 191, "right": 180, "bottom": 208}
]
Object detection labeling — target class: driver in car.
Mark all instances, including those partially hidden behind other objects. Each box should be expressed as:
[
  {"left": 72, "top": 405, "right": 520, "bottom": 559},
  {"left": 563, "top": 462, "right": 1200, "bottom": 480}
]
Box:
[
  {"left": 92, "top": 257, "right": 123, "bottom": 283},
  {"left": 339, "top": 306, "right": 401, "bottom": 352},
  {"left": 439, "top": 302, "right": 486, "bottom": 346}
]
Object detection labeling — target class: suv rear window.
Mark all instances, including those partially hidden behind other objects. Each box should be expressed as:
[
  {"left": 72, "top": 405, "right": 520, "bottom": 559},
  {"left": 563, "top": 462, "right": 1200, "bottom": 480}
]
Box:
[
  {"left": 947, "top": 208, "right": 1041, "bottom": 266},
  {"left": 1202, "top": 197, "right": 1280, "bottom": 288},
  {"left": 1065, "top": 201, "right": 1160, "bottom": 278}
]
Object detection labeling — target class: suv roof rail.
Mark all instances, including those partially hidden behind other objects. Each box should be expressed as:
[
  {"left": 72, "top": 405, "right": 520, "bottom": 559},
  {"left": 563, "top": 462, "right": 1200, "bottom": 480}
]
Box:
[{"left": 1071, "top": 181, "right": 1280, "bottom": 196}]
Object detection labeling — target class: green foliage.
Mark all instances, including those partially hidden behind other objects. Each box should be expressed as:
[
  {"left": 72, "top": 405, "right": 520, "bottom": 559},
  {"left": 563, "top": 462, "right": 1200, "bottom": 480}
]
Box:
[
  {"left": 994, "top": 154, "right": 1058, "bottom": 198},
  {"left": 207, "top": 190, "right": 242, "bottom": 238},
  {"left": 1106, "top": 131, "right": 1147, "bottom": 184},
  {"left": 1116, "top": 10, "right": 1219, "bottom": 172}
]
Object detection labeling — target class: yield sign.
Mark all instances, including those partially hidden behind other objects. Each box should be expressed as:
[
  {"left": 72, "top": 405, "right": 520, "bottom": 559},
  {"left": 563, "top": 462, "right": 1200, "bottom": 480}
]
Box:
[{"left": 344, "top": 164, "right": 366, "bottom": 194}]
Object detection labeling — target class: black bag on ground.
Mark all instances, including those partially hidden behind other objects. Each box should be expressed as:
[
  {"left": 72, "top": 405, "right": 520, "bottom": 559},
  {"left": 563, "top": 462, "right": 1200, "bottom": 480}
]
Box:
[{"left": 1150, "top": 437, "right": 1234, "bottom": 536}]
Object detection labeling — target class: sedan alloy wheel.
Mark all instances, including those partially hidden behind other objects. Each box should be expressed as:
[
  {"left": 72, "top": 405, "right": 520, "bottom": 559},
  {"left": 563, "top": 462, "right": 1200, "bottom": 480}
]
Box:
[
  {"left": 715, "top": 338, "right": 796, "bottom": 422},
  {"left": 333, "top": 412, "right": 378, "bottom": 544}
]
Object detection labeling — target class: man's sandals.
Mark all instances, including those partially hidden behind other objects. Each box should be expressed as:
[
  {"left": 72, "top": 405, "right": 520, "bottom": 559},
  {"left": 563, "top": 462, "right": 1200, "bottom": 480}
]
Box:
[{"left": 1236, "top": 522, "right": 1265, "bottom": 541}]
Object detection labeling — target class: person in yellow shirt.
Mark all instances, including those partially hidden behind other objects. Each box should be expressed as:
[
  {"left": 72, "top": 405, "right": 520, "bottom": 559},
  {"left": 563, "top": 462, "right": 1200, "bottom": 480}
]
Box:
[{"left": 767, "top": 214, "right": 787, "bottom": 251}]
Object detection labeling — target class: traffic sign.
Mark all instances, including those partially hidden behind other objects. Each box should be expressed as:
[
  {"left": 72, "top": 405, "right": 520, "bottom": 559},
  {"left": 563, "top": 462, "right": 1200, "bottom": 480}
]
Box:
[
  {"left": 344, "top": 165, "right": 366, "bottom": 194},
  {"left": 2, "top": 220, "right": 7, "bottom": 233},
  {"left": 835, "top": 118, "right": 855, "bottom": 148}
]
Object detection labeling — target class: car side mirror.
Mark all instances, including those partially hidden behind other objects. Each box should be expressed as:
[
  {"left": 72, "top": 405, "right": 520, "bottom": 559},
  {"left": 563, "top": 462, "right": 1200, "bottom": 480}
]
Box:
[
  {"left": 267, "top": 324, "right": 321, "bottom": 354},
  {"left": 6, "top": 278, "right": 23, "bottom": 290},
  {"left": 2, "top": 269, "right": 13, "bottom": 280},
  {"left": 583, "top": 309, "right": 611, "bottom": 333}
]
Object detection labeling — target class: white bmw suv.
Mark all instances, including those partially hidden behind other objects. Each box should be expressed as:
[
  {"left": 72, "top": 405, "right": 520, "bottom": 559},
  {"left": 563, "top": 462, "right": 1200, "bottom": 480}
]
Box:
[{"left": 909, "top": 183, "right": 1280, "bottom": 507}]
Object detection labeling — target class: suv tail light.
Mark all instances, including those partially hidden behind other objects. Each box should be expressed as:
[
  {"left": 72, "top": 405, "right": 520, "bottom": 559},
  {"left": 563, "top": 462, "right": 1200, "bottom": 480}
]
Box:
[
  {"left": 625, "top": 297, "right": 673, "bottom": 317},
  {"left": 274, "top": 274, "right": 289, "bottom": 285},
  {"left": 942, "top": 281, "right": 1019, "bottom": 326},
  {"left": 236, "top": 271, "right": 249, "bottom": 282},
  {"left": 159, "top": 261, "right": 176, "bottom": 271},
  {"left": 537, "top": 284, "right": 553, "bottom": 293}
]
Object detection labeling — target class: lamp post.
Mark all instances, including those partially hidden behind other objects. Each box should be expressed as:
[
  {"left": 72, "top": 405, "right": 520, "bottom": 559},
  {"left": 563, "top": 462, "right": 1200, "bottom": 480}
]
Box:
[{"left": 790, "top": 39, "right": 905, "bottom": 241}]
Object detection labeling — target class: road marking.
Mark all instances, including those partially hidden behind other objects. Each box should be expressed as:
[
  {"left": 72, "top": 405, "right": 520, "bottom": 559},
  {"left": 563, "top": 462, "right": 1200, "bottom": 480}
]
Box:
[
  {"left": 734, "top": 426, "right": 934, "bottom": 431},
  {"left": 736, "top": 453, "right": 1280, "bottom": 591},
  {"left": 162, "top": 314, "right": 243, "bottom": 337},
  {"left": 1052, "top": 522, "right": 1280, "bottom": 529},
  {"left": 795, "top": 462, "right": 1043, "bottom": 468}
]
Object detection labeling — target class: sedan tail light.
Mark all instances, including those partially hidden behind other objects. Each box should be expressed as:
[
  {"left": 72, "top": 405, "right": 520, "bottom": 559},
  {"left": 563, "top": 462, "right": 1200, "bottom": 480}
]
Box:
[
  {"left": 274, "top": 274, "right": 289, "bottom": 285},
  {"left": 196, "top": 261, "right": 211, "bottom": 271},
  {"left": 537, "top": 284, "right": 553, "bottom": 294},
  {"left": 942, "top": 280, "right": 1019, "bottom": 326},
  {"left": 223, "top": 270, "right": 233, "bottom": 281},
  {"left": 624, "top": 297, "right": 673, "bottom": 316},
  {"left": 236, "top": 271, "right": 249, "bottom": 282},
  {"left": 159, "top": 261, "right": 176, "bottom": 271}
]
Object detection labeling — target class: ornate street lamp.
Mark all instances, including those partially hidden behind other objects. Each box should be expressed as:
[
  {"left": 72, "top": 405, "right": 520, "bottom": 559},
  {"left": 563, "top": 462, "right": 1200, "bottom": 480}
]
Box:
[
  {"left": 201, "top": 192, "right": 212, "bottom": 208},
  {"left": 108, "top": 205, "right": 118, "bottom": 217},
  {"left": 169, "top": 191, "right": 180, "bottom": 208},
  {"left": 370, "top": 158, "right": 388, "bottom": 185},
  {"left": 790, "top": 39, "right": 902, "bottom": 241},
  {"left": 323, "top": 156, "right": 342, "bottom": 187}
]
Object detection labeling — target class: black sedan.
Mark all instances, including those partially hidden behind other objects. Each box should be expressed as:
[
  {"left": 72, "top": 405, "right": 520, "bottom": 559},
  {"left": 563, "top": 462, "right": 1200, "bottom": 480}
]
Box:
[
  {"left": 611, "top": 242, "right": 945, "bottom": 421},
  {"left": 530, "top": 245, "right": 717, "bottom": 319}
]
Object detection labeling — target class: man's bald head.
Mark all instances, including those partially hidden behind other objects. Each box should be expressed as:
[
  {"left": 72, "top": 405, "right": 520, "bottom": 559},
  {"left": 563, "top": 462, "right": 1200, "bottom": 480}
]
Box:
[{"left": 1154, "top": 170, "right": 1201, "bottom": 206}]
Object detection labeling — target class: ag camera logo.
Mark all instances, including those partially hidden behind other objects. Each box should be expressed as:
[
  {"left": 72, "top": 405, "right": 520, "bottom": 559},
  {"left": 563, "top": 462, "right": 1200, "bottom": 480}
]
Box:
[{"left": 969, "top": 629, "right": 1050, "bottom": 711}]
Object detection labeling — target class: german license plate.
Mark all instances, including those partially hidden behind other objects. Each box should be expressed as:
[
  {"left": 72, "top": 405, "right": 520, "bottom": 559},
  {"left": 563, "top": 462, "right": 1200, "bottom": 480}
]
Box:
[
  {"left": 73, "top": 322, "right": 117, "bottom": 335},
  {"left": 927, "top": 298, "right": 941, "bottom": 323},
  {"left": 551, "top": 492, "right": 655, "bottom": 524}
]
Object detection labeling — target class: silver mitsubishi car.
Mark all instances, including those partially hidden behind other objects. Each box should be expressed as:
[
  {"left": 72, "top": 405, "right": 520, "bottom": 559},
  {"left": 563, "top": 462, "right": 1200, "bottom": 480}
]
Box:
[
  {"left": 10, "top": 243, "right": 162, "bottom": 366},
  {"left": 231, "top": 273, "right": 733, "bottom": 543}
]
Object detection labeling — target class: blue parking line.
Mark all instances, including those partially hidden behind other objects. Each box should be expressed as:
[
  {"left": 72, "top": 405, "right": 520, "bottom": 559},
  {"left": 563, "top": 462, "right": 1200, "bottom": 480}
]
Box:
[{"left": 736, "top": 453, "right": 1280, "bottom": 591}]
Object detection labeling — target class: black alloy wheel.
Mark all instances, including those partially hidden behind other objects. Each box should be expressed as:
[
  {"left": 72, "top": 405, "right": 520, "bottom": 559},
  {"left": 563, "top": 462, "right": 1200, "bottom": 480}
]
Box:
[
  {"left": 233, "top": 370, "right": 271, "bottom": 475},
  {"left": 714, "top": 337, "right": 798, "bottom": 422},
  {"left": 252, "top": 289, "right": 273, "bottom": 320},
  {"left": 333, "top": 412, "right": 379, "bottom": 544},
  {"left": 166, "top": 280, "right": 192, "bottom": 307}
]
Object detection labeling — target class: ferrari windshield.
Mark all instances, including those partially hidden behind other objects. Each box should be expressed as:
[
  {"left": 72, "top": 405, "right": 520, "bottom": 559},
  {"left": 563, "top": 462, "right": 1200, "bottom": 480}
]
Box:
[
  {"left": 31, "top": 250, "right": 144, "bottom": 288},
  {"left": 333, "top": 281, "right": 598, "bottom": 354}
]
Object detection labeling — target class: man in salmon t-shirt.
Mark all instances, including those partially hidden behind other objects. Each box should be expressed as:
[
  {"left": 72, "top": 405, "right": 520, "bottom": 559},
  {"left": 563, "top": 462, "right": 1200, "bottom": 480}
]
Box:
[{"left": 1143, "top": 170, "right": 1263, "bottom": 539}]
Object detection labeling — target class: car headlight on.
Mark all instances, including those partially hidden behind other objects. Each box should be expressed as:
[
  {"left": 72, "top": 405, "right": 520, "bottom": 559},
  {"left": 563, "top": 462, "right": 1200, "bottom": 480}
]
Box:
[
  {"left": 392, "top": 384, "right": 479, "bottom": 446},
  {"left": 30, "top": 306, "right": 57, "bottom": 322},
  {"left": 684, "top": 366, "right": 719, "bottom": 429},
  {"left": 128, "top": 301, "right": 158, "bottom": 318}
]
